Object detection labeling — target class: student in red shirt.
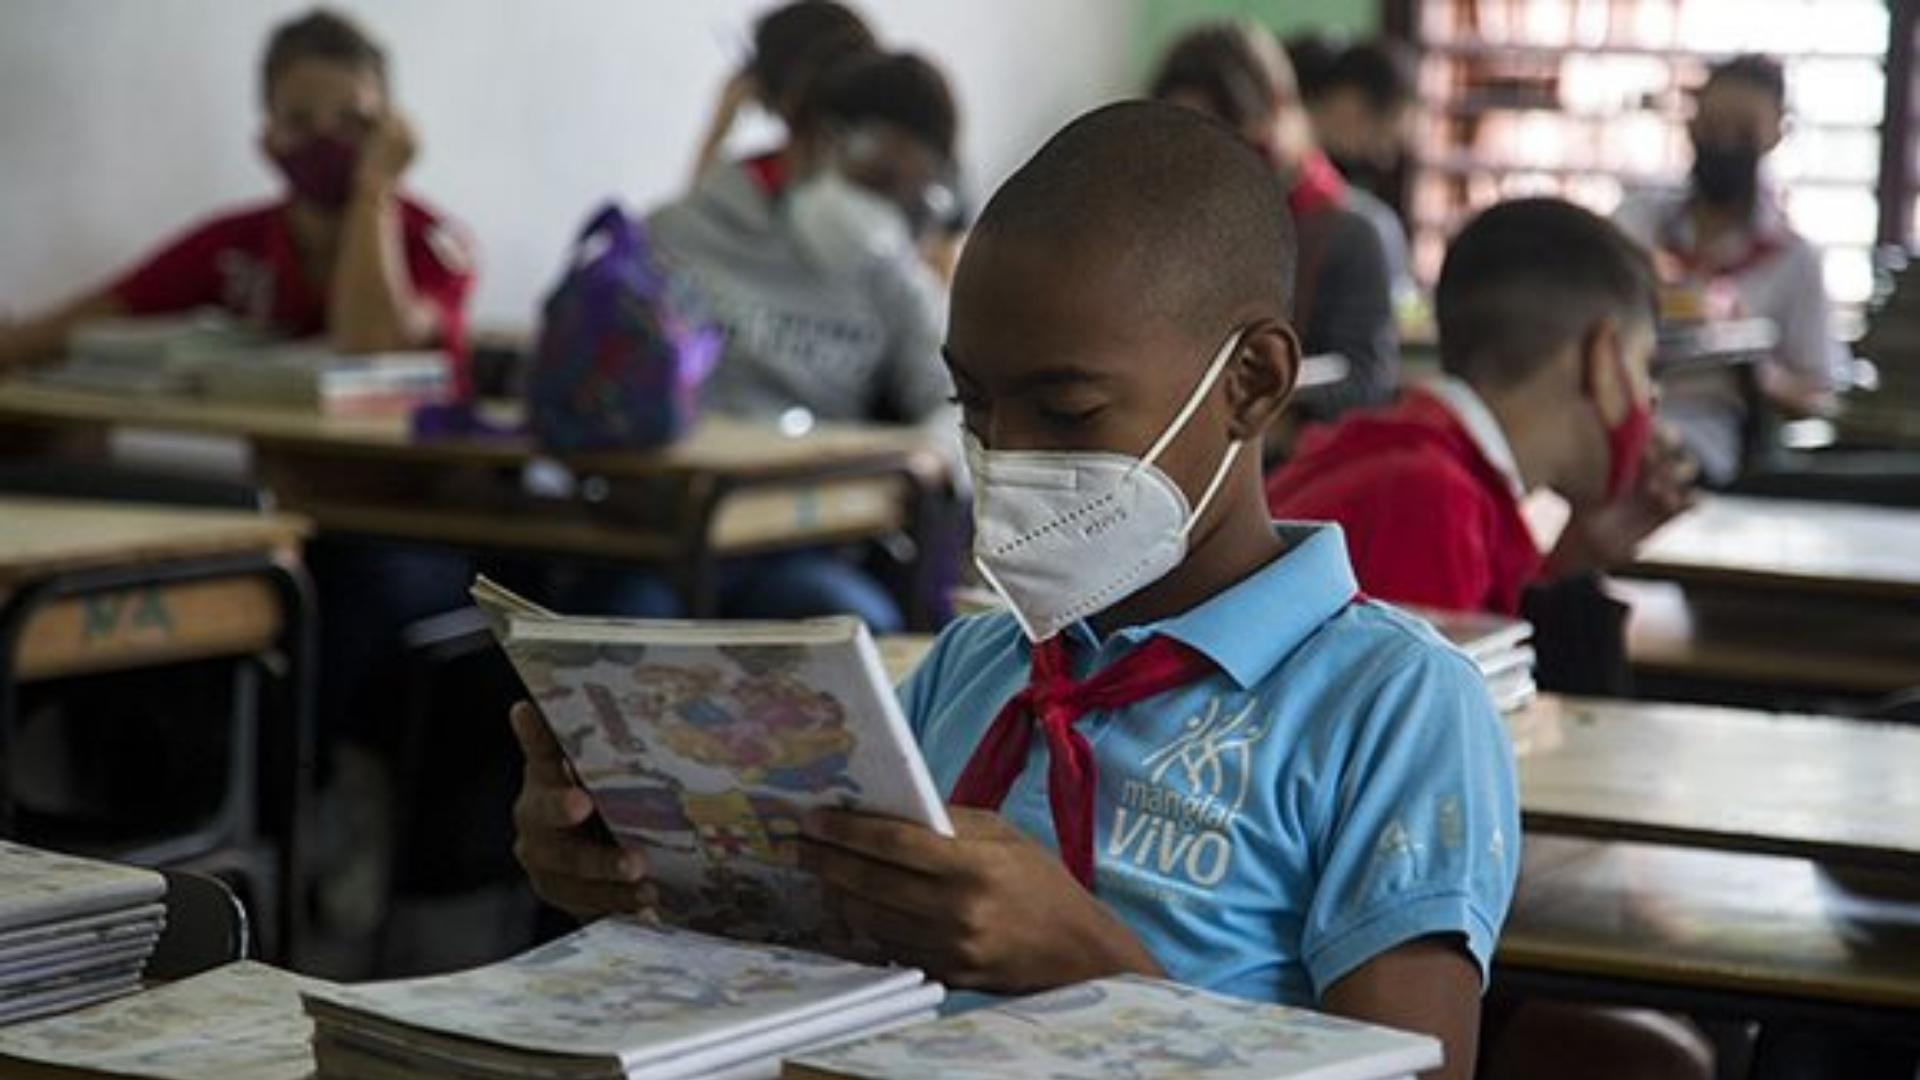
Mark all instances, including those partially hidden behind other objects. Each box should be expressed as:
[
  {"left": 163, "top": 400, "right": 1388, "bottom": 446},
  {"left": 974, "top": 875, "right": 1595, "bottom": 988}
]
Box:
[
  {"left": 1268, "top": 196, "right": 1712, "bottom": 1080},
  {"left": 1266, "top": 198, "right": 1696, "bottom": 618},
  {"left": 0, "top": 9, "right": 473, "bottom": 380}
]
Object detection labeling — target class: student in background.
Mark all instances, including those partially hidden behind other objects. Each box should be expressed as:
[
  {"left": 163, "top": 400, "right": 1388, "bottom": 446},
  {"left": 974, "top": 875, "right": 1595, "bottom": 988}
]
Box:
[
  {"left": 648, "top": 51, "right": 961, "bottom": 632},
  {"left": 1613, "top": 54, "right": 1850, "bottom": 485},
  {"left": 1294, "top": 37, "right": 1418, "bottom": 309},
  {"left": 1268, "top": 197, "right": 1710, "bottom": 1080},
  {"left": 1266, "top": 198, "right": 1696, "bottom": 617},
  {"left": 686, "top": 1, "right": 969, "bottom": 285},
  {"left": 685, "top": 0, "right": 876, "bottom": 186},
  {"left": 1151, "top": 21, "right": 1397, "bottom": 425},
  {"left": 0, "top": 8, "right": 473, "bottom": 381},
  {"left": 510, "top": 101, "right": 1518, "bottom": 1080}
]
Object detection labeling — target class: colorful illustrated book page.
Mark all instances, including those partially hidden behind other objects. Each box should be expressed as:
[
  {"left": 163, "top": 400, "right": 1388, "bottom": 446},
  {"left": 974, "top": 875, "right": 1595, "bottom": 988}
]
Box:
[
  {"left": 786, "top": 974, "right": 1443, "bottom": 1080},
  {"left": 471, "top": 578, "right": 952, "bottom": 946}
]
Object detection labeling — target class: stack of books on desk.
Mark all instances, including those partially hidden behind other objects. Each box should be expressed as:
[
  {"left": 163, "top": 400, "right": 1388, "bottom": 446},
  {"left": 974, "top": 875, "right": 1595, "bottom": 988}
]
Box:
[
  {"left": 784, "top": 974, "right": 1441, "bottom": 1080},
  {"left": 37, "top": 312, "right": 273, "bottom": 396},
  {"left": 35, "top": 312, "right": 452, "bottom": 415},
  {"left": 302, "top": 918, "right": 944, "bottom": 1079},
  {"left": 197, "top": 349, "right": 451, "bottom": 415},
  {"left": 0, "top": 841, "right": 166, "bottom": 1024},
  {"left": 1410, "top": 608, "right": 1537, "bottom": 714}
]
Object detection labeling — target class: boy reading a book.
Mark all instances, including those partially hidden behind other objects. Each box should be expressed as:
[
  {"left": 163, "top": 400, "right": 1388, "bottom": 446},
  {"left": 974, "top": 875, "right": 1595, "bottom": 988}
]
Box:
[
  {"left": 510, "top": 102, "right": 1518, "bottom": 1080},
  {"left": 1265, "top": 198, "right": 1698, "bottom": 617},
  {"left": 0, "top": 9, "right": 473, "bottom": 379}
]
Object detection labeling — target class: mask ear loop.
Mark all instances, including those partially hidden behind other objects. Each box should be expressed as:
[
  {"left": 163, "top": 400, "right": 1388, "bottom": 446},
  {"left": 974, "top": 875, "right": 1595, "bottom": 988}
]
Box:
[
  {"left": 1131, "top": 329, "right": 1247, "bottom": 478},
  {"left": 1180, "top": 438, "right": 1245, "bottom": 540}
]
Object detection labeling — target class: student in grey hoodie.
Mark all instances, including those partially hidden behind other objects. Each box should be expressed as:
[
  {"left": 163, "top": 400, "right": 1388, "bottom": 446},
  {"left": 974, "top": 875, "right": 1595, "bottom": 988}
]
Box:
[{"left": 645, "top": 50, "right": 961, "bottom": 631}]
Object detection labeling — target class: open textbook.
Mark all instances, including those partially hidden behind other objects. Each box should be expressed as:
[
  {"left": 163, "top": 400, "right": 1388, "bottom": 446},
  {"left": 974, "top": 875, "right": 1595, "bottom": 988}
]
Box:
[
  {"left": 471, "top": 577, "right": 952, "bottom": 946},
  {"left": 304, "top": 919, "right": 943, "bottom": 1080},
  {"left": 784, "top": 974, "right": 1441, "bottom": 1080}
]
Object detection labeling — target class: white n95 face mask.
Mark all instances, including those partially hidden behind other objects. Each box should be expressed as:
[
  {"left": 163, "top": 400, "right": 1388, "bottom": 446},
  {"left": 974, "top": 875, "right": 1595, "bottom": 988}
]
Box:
[
  {"left": 966, "top": 329, "right": 1249, "bottom": 643},
  {"left": 787, "top": 171, "right": 912, "bottom": 277}
]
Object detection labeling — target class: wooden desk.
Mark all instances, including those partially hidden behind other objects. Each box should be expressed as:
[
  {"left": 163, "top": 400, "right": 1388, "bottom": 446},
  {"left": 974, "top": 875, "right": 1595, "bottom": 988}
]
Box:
[
  {"left": 1513, "top": 694, "right": 1920, "bottom": 872},
  {"left": 0, "top": 496, "right": 315, "bottom": 963},
  {"left": 878, "top": 634, "right": 935, "bottom": 685},
  {"left": 1616, "top": 578, "right": 1920, "bottom": 699},
  {"left": 0, "top": 497, "right": 309, "bottom": 680},
  {"left": 1632, "top": 495, "right": 1920, "bottom": 603},
  {"left": 1501, "top": 836, "right": 1920, "bottom": 1024},
  {"left": 0, "top": 380, "right": 943, "bottom": 619}
]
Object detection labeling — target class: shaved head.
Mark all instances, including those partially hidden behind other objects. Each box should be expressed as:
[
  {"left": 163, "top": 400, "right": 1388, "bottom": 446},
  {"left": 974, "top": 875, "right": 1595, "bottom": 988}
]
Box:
[{"left": 969, "top": 100, "right": 1295, "bottom": 341}]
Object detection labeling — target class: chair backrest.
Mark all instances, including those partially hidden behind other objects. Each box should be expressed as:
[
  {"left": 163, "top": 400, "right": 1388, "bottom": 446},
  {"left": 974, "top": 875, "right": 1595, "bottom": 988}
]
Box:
[
  {"left": 148, "top": 869, "right": 250, "bottom": 980},
  {"left": 0, "top": 459, "right": 270, "bottom": 512}
]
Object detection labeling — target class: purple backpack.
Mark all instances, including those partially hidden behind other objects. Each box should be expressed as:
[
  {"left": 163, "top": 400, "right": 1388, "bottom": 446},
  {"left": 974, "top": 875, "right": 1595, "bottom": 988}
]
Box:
[{"left": 529, "top": 203, "right": 721, "bottom": 453}]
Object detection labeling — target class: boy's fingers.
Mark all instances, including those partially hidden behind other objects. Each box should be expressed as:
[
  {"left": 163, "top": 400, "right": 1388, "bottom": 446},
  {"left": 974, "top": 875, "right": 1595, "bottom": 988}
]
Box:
[
  {"left": 514, "top": 830, "right": 646, "bottom": 884},
  {"left": 514, "top": 783, "right": 596, "bottom": 831},
  {"left": 509, "top": 702, "right": 574, "bottom": 786},
  {"left": 803, "top": 810, "right": 951, "bottom": 874},
  {"left": 800, "top": 838, "right": 948, "bottom": 911}
]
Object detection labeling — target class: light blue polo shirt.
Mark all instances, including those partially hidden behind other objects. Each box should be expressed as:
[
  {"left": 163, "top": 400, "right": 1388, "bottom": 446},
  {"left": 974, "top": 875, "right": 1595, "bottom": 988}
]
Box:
[{"left": 899, "top": 523, "right": 1520, "bottom": 1005}]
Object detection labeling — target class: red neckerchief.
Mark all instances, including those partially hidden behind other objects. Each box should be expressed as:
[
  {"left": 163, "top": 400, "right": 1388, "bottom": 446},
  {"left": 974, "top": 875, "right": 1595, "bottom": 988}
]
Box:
[
  {"left": 1288, "top": 150, "right": 1348, "bottom": 218},
  {"left": 742, "top": 150, "right": 791, "bottom": 197},
  {"left": 1659, "top": 202, "right": 1786, "bottom": 281},
  {"left": 950, "top": 634, "right": 1219, "bottom": 889}
]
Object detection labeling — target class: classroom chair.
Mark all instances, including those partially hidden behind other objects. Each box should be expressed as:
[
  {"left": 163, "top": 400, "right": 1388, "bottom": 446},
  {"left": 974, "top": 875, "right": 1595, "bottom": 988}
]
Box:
[
  {"left": 0, "top": 460, "right": 316, "bottom": 964},
  {"left": 149, "top": 868, "right": 251, "bottom": 980}
]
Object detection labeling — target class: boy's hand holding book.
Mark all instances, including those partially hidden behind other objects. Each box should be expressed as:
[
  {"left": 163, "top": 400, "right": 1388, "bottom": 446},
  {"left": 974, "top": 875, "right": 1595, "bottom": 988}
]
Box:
[
  {"left": 800, "top": 806, "right": 1164, "bottom": 993},
  {"left": 507, "top": 702, "right": 655, "bottom": 920}
]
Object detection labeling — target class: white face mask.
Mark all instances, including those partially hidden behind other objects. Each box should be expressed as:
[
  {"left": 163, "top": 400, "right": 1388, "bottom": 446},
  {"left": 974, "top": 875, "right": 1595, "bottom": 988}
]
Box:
[
  {"left": 787, "top": 171, "right": 912, "bottom": 276},
  {"left": 965, "top": 329, "right": 1248, "bottom": 643}
]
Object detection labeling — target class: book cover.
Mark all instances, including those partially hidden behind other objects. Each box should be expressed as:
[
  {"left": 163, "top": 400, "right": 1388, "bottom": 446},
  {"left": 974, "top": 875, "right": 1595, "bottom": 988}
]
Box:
[
  {"left": 471, "top": 577, "right": 952, "bottom": 945},
  {"left": 784, "top": 974, "right": 1442, "bottom": 1080},
  {"left": 302, "top": 918, "right": 939, "bottom": 1076},
  {"left": 0, "top": 961, "right": 323, "bottom": 1080}
]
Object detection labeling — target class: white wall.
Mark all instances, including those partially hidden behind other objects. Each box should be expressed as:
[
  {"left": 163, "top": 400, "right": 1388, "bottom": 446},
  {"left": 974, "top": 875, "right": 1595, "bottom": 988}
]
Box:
[{"left": 0, "top": 0, "right": 1138, "bottom": 328}]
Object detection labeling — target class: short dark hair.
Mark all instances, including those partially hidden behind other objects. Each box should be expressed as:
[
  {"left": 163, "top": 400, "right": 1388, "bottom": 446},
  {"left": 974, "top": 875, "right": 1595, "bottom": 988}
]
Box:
[
  {"left": 1319, "top": 40, "right": 1416, "bottom": 114},
  {"left": 1284, "top": 33, "right": 1343, "bottom": 102},
  {"left": 261, "top": 8, "right": 387, "bottom": 104},
  {"left": 1702, "top": 53, "right": 1787, "bottom": 111},
  {"left": 808, "top": 52, "right": 957, "bottom": 161},
  {"left": 1149, "top": 22, "right": 1293, "bottom": 131},
  {"left": 974, "top": 100, "right": 1294, "bottom": 336},
  {"left": 1437, "top": 198, "right": 1656, "bottom": 388},
  {"left": 749, "top": 1, "right": 876, "bottom": 113}
]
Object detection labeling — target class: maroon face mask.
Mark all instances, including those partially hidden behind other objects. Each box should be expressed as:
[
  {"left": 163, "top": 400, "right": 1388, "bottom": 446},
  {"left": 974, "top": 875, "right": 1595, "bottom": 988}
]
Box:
[{"left": 270, "top": 135, "right": 360, "bottom": 210}]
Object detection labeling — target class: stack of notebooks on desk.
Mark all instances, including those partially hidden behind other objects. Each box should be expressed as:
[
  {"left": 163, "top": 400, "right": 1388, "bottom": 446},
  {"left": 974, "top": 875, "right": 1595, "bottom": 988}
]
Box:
[
  {"left": 784, "top": 973, "right": 1441, "bottom": 1080},
  {"left": 37, "top": 312, "right": 274, "bottom": 396},
  {"left": 0, "top": 841, "right": 166, "bottom": 1024},
  {"left": 35, "top": 311, "right": 452, "bottom": 415},
  {"left": 303, "top": 918, "right": 944, "bottom": 1080},
  {"left": 1409, "top": 607, "right": 1537, "bottom": 714},
  {"left": 197, "top": 348, "right": 451, "bottom": 415}
]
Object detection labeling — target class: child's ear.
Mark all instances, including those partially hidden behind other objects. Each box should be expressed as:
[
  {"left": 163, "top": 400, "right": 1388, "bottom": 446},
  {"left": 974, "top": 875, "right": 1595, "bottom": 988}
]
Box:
[{"left": 1226, "top": 321, "right": 1300, "bottom": 440}]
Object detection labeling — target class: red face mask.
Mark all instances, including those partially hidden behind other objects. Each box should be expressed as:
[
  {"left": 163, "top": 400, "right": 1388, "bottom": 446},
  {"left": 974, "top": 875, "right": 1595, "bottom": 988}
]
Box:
[
  {"left": 1592, "top": 347, "right": 1654, "bottom": 502},
  {"left": 270, "top": 134, "right": 360, "bottom": 210}
]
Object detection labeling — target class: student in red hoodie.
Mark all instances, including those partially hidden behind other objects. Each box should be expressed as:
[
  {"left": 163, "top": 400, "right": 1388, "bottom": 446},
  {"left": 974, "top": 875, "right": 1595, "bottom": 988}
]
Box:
[
  {"left": 1268, "top": 196, "right": 1712, "bottom": 1080},
  {"left": 1266, "top": 198, "right": 1696, "bottom": 618}
]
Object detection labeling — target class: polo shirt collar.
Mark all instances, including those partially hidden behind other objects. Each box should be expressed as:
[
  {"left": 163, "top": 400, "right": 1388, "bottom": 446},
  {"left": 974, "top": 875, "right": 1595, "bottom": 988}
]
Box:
[
  {"left": 1422, "top": 374, "right": 1527, "bottom": 501},
  {"left": 1061, "top": 523, "right": 1360, "bottom": 690}
]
